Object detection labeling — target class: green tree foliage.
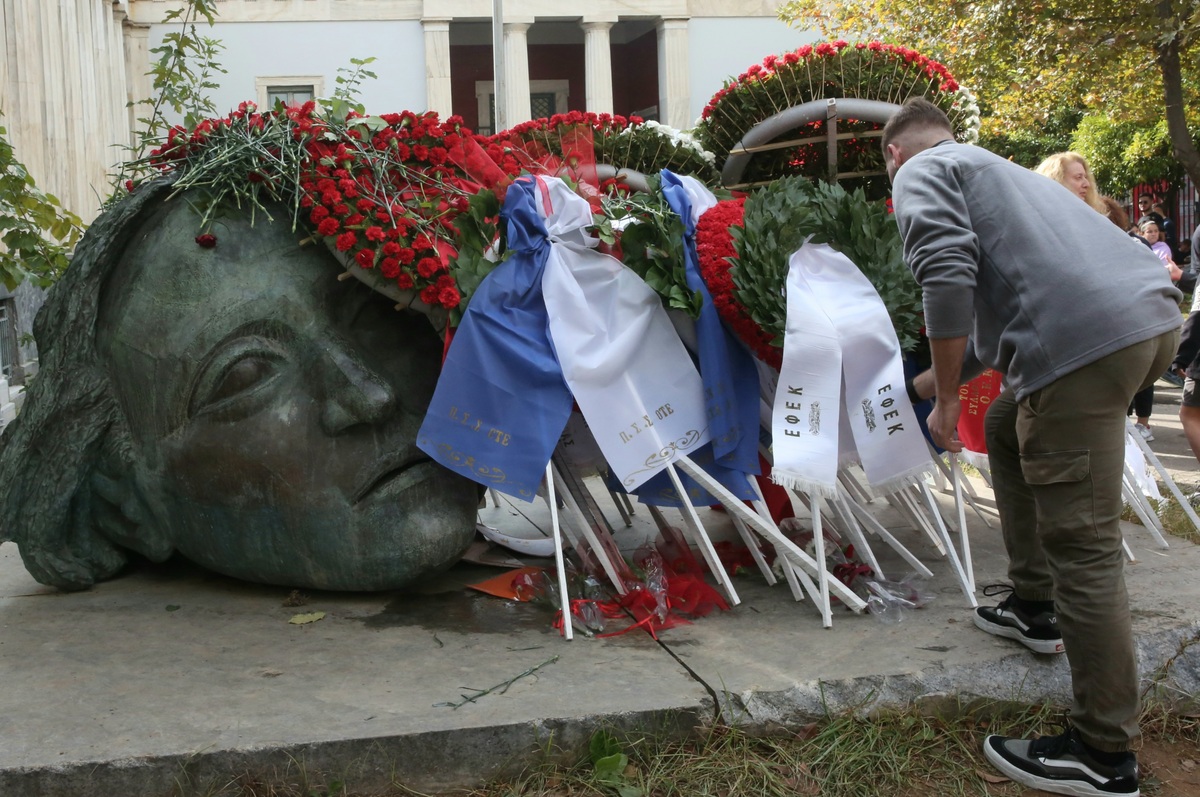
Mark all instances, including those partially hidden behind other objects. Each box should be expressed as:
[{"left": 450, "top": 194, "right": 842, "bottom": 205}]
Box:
[
  {"left": 113, "top": 0, "right": 225, "bottom": 194},
  {"left": 0, "top": 0, "right": 223, "bottom": 291},
  {"left": 778, "top": 0, "right": 1200, "bottom": 190},
  {"left": 0, "top": 117, "right": 84, "bottom": 291},
  {"left": 978, "top": 108, "right": 1082, "bottom": 170}
]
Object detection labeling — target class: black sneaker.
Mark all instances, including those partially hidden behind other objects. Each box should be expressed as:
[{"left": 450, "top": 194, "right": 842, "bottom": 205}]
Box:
[
  {"left": 973, "top": 584, "right": 1065, "bottom": 655},
  {"left": 983, "top": 728, "right": 1139, "bottom": 796}
]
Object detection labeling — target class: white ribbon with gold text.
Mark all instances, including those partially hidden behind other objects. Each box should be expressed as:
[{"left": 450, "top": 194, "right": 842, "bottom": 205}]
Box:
[{"left": 538, "top": 178, "right": 711, "bottom": 490}]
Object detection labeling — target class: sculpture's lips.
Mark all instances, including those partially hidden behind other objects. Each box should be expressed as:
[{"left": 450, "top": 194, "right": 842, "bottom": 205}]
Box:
[{"left": 353, "top": 455, "right": 435, "bottom": 504}]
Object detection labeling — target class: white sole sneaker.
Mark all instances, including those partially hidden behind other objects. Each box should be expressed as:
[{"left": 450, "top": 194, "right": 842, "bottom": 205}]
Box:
[{"left": 973, "top": 611, "right": 1065, "bottom": 655}]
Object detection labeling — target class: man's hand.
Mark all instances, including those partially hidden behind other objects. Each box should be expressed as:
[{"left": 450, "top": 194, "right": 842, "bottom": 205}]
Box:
[{"left": 927, "top": 399, "right": 963, "bottom": 452}]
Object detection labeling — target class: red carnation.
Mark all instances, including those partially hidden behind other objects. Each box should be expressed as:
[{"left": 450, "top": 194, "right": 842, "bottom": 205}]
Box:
[
  {"left": 396, "top": 272, "right": 414, "bottom": 290},
  {"left": 416, "top": 257, "right": 441, "bottom": 278},
  {"left": 365, "top": 226, "right": 386, "bottom": 242},
  {"left": 195, "top": 233, "right": 217, "bottom": 248},
  {"left": 438, "top": 286, "right": 461, "bottom": 309},
  {"left": 317, "top": 217, "right": 340, "bottom": 236},
  {"left": 335, "top": 231, "right": 358, "bottom": 252},
  {"left": 380, "top": 258, "right": 400, "bottom": 278}
]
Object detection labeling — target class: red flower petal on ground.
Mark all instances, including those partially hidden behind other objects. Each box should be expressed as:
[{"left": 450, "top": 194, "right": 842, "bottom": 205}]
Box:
[{"left": 195, "top": 234, "right": 217, "bottom": 248}]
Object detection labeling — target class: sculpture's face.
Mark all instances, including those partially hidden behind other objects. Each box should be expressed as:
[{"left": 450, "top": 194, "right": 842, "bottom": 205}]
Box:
[{"left": 97, "top": 200, "right": 478, "bottom": 590}]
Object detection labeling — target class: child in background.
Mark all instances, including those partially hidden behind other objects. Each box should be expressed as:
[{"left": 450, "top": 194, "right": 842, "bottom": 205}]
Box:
[{"left": 1140, "top": 217, "right": 1183, "bottom": 282}]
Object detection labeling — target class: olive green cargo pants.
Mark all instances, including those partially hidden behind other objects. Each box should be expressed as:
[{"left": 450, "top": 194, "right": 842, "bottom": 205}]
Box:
[{"left": 984, "top": 329, "right": 1178, "bottom": 753}]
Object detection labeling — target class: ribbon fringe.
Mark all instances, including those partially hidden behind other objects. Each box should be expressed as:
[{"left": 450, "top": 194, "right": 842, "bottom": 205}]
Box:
[
  {"left": 769, "top": 470, "right": 839, "bottom": 500},
  {"left": 866, "top": 463, "right": 934, "bottom": 497}
]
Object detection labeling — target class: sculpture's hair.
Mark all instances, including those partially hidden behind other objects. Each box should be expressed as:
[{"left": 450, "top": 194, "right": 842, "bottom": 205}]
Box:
[
  {"left": 880, "top": 97, "right": 953, "bottom": 151},
  {"left": 0, "top": 179, "right": 176, "bottom": 590},
  {"left": 1034, "top": 152, "right": 1108, "bottom": 215}
]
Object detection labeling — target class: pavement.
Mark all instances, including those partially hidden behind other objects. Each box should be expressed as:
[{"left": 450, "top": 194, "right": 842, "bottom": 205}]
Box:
[{"left": 3, "top": 380, "right": 1200, "bottom": 797}]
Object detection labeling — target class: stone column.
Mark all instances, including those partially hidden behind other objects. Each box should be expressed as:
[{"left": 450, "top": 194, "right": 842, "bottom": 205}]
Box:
[
  {"left": 11, "top": 1, "right": 47, "bottom": 190},
  {"left": 0, "top": 0, "right": 10, "bottom": 107},
  {"left": 108, "top": 3, "right": 132, "bottom": 154},
  {"left": 656, "top": 17, "right": 690, "bottom": 130},
  {"left": 502, "top": 21, "right": 531, "bottom": 126},
  {"left": 75, "top": 0, "right": 102, "bottom": 214},
  {"left": 422, "top": 18, "right": 453, "bottom": 119},
  {"left": 580, "top": 20, "right": 614, "bottom": 115},
  {"left": 123, "top": 20, "right": 152, "bottom": 143}
]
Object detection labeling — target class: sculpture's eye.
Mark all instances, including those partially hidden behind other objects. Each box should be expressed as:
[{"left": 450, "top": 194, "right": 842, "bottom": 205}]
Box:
[
  {"left": 190, "top": 337, "right": 287, "bottom": 419},
  {"left": 208, "top": 356, "right": 278, "bottom": 403}
]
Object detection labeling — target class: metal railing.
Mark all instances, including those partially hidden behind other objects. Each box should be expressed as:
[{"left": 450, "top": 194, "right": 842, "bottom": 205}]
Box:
[{"left": 0, "top": 300, "right": 16, "bottom": 380}]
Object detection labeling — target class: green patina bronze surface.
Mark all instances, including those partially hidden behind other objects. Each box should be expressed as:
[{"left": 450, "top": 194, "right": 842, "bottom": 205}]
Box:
[{"left": 0, "top": 183, "right": 478, "bottom": 591}]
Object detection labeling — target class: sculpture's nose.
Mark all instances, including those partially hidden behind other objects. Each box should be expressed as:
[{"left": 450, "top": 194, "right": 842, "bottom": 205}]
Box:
[{"left": 317, "top": 340, "right": 397, "bottom": 434}]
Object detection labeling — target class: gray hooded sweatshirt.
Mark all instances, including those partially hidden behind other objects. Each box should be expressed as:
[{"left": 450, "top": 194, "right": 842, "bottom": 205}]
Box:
[{"left": 892, "top": 141, "right": 1182, "bottom": 400}]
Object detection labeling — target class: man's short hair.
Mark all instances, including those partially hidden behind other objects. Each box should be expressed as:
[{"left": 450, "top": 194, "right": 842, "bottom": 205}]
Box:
[{"left": 881, "top": 97, "right": 954, "bottom": 150}]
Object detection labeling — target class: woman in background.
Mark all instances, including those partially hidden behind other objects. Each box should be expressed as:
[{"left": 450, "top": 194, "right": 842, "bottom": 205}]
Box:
[
  {"left": 1034, "top": 151, "right": 1109, "bottom": 215},
  {"left": 1037, "top": 152, "right": 1171, "bottom": 442}
]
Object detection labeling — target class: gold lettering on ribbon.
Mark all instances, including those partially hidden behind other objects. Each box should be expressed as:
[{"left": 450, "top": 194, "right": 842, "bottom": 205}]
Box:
[
  {"left": 618, "top": 413, "right": 656, "bottom": 444},
  {"left": 447, "top": 407, "right": 513, "bottom": 446},
  {"left": 417, "top": 436, "right": 532, "bottom": 497},
  {"left": 622, "top": 428, "right": 705, "bottom": 486}
]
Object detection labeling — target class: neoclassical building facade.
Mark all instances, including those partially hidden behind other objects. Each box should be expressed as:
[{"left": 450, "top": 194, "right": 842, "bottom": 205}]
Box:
[
  {"left": 2, "top": 0, "right": 808, "bottom": 222},
  {"left": 0, "top": 1, "right": 807, "bottom": 381}
]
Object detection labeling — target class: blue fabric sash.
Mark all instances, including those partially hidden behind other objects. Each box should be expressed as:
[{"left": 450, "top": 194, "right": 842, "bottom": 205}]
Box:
[
  {"left": 417, "top": 177, "right": 574, "bottom": 500},
  {"left": 660, "top": 170, "right": 761, "bottom": 476}
]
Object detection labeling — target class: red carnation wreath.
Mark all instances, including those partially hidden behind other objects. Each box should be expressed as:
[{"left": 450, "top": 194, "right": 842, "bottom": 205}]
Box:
[{"left": 694, "top": 197, "right": 781, "bottom": 371}]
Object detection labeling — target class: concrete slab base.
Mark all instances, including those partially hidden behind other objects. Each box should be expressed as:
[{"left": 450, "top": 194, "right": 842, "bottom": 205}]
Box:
[{"left": 3, "top": 406, "right": 1199, "bottom": 796}]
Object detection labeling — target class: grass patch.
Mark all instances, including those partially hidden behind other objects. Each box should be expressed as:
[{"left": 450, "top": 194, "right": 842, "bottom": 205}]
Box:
[
  {"left": 184, "top": 697, "right": 1199, "bottom": 797},
  {"left": 440, "top": 699, "right": 1196, "bottom": 797}
]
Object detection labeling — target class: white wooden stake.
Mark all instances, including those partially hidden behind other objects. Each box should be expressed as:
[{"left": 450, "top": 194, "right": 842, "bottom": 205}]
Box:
[
  {"left": 950, "top": 453, "right": 975, "bottom": 592},
  {"left": 545, "top": 464, "right": 572, "bottom": 641}
]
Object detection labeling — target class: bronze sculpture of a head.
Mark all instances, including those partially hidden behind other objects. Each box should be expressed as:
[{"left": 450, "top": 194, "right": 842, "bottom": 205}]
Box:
[{"left": 0, "top": 181, "right": 479, "bottom": 591}]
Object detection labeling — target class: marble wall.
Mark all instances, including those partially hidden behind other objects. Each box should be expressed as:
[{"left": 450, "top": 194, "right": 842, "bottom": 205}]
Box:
[{"left": 0, "top": 0, "right": 135, "bottom": 225}]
